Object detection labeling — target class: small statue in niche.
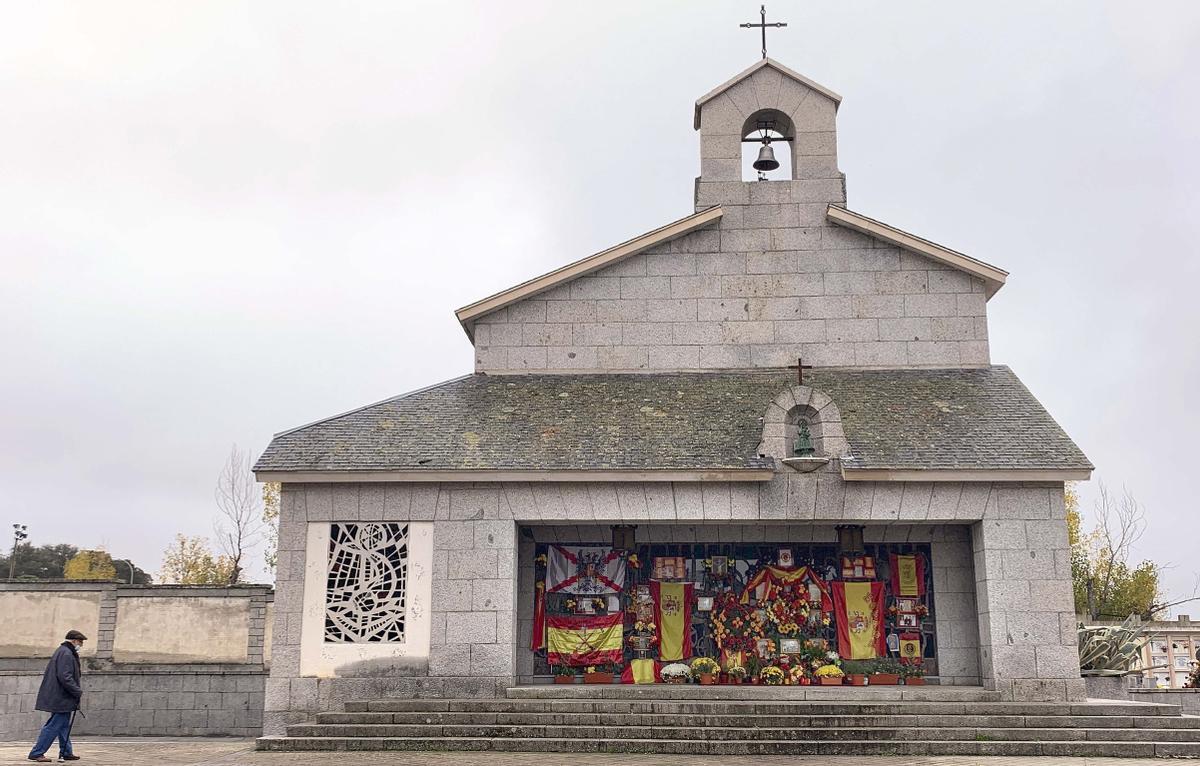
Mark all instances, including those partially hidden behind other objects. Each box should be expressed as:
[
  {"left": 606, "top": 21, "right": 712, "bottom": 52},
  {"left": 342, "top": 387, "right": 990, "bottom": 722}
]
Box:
[{"left": 793, "top": 420, "right": 815, "bottom": 457}]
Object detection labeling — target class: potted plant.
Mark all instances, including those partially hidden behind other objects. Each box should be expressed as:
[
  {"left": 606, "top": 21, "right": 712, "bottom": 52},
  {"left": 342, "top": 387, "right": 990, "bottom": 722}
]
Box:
[
  {"left": 842, "top": 660, "right": 871, "bottom": 686},
  {"left": 584, "top": 663, "right": 615, "bottom": 684},
  {"left": 661, "top": 663, "right": 691, "bottom": 684},
  {"left": 725, "top": 665, "right": 748, "bottom": 685},
  {"left": 759, "top": 665, "right": 785, "bottom": 686},
  {"left": 553, "top": 665, "right": 577, "bottom": 684},
  {"left": 814, "top": 664, "right": 845, "bottom": 686},
  {"left": 691, "top": 657, "right": 721, "bottom": 685},
  {"left": 902, "top": 658, "right": 926, "bottom": 685},
  {"left": 868, "top": 658, "right": 902, "bottom": 686},
  {"left": 747, "top": 654, "right": 762, "bottom": 685}
]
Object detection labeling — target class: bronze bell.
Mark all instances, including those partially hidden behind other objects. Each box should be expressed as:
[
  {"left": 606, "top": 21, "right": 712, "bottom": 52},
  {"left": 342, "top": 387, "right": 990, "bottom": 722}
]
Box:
[{"left": 752, "top": 142, "right": 779, "bottom": 172}]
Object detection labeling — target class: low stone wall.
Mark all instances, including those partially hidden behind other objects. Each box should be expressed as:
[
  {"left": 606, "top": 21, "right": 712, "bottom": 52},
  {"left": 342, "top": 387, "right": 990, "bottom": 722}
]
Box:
[
  {"left": 0, "top": 582, "right": 273, "bottom": 741},
  {"left": 1083, "top": 675, "right": 1200, "bottom": 715},
  {"left": 0, "top": 668, "right": 266, "bottom": 741}
]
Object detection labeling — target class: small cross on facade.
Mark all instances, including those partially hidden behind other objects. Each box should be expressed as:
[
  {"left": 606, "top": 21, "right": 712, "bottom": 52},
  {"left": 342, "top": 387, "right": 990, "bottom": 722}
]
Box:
[
  {"left": 740, "top": 5, "right": 787, "bottom": 60},
  {"left": 787, "top": 357, "right": 813, "bottom": 385}
]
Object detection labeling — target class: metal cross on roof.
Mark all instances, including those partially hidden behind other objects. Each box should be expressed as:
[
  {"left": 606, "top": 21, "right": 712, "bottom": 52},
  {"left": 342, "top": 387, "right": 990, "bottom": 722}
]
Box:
[
  {"left": 740, "top": 5, "right": 787, "bottom": 60},
  {"left": 787, "top": 357, "right": 813, "bottom": 385}
]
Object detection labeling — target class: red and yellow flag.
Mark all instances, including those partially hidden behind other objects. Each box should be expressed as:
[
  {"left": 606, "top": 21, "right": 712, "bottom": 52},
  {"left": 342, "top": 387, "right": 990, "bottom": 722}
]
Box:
[
  {"left": 546, "top": 614, "right": 624, "bottom": 667},
  {"left": 889, "top": 553, "right": 926, "bottom": 597},
  {"left": 832, "top": 581, "right": 886, "bottom": 660},
  {"left": 651, "top": 581, "right": 694, "bottom": 662}
]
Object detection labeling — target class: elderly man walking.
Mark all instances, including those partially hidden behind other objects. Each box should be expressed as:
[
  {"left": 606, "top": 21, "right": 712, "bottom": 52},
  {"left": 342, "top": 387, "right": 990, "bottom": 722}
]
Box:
[{"left": 28, "top": 630, "right": 86, "bottom": 763}]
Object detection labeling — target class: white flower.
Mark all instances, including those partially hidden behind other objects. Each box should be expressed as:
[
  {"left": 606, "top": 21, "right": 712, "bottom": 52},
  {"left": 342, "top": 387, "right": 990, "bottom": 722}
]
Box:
[
  {"left": 661, "top": 663, "right": 691, "bottom": 678},
  {"left": 827, "top": 651, "right": 840, "bottom": 661}
]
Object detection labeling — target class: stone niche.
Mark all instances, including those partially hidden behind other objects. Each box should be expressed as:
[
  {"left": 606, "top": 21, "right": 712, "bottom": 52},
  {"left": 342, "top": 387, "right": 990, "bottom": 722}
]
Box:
[{"left": 759, "top": 385, "right": 848, "bottom": 464}]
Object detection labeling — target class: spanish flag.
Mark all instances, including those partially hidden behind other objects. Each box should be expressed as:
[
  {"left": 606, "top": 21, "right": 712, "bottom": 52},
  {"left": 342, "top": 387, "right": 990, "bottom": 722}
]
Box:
[
  {"left": 831, "top": 581, "right": 886, "bottom": 660},
  {"left": 651, "top": 581, "right": 694, "bottom": 661},
  {"left": 546, "top": 614, "right": 624, "bottom": 667}
]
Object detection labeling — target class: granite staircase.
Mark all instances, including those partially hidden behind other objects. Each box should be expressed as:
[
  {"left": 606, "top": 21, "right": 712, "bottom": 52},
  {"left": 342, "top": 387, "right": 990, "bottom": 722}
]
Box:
[{"left": 258, "top": 687, "right": 1200, "bottom": 757}]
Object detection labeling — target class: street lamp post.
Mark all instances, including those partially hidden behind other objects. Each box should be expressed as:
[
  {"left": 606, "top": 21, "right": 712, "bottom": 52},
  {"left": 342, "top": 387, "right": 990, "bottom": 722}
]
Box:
[
  {"left": 9, "top": 524, "right": 28, "bottom": 580},
  {"left": 117, "top": 558, "right": 136, "bottom": 584}
]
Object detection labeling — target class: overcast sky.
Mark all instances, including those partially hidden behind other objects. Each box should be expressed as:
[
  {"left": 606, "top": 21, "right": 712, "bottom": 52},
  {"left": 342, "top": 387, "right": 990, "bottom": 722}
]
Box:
[{"left": 2, "top": 1, "right": 1197, "bottom": 603}]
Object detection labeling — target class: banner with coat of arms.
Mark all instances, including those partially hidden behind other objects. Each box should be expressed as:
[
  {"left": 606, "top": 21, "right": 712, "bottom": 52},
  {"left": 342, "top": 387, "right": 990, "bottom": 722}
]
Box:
[
  {"left": 546, "top": 545, "right": 626, "bottom": 595},
  {"left": 831, "top": 581, "right": 886, "bottom": 660}
]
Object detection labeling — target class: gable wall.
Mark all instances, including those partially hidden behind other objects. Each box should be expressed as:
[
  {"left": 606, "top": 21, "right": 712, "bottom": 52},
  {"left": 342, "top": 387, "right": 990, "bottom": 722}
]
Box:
[
  {"left": 471, "top": 65, "right": 990, "bottom": 373},
  {"left": 472, "top": 216, "right": 990, "bottom": 372}
]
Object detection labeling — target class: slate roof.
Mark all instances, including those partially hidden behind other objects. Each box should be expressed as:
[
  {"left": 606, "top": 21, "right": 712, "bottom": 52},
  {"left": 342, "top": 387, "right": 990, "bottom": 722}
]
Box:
[{"left": 254, "top": 366, "right": 1092, "bottom": 475}]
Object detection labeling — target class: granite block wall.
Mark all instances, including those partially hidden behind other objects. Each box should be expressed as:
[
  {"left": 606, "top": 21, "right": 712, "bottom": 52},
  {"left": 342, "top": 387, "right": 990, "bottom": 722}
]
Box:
[
  {"left": 469, "top": 61, "right": 990, "bottom": 373},
  {"left": 0, "top": 669, "right": 266, "bottom": 741},
  {"left": 266, "top": 476, "right": 1075, "bottom": 734}
]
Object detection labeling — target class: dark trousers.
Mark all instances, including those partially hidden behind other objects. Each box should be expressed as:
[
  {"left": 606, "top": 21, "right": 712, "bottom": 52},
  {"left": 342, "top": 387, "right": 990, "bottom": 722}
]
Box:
[{"left": 29, "top": 711, "right": 74, "bottom": 758}]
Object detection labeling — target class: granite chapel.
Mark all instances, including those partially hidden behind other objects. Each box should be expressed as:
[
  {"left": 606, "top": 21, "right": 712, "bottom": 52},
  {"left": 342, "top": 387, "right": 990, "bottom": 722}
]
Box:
[{"left": 254, "top": 55, "right": 1093, "bottom": 734}]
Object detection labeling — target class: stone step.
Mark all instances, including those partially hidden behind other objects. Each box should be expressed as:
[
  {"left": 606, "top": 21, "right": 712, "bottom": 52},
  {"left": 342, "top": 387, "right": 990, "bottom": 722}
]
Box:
[
  {"left": 342, "top": 697, "right": 1182, "bottom": 718},
  {"left": 283, "top": 723, "right": 1200, "bottom": 743},
  {"left": 314, "top": 710, "right": 1200, "bottom": 730},
  {"left": 506, "top": 684, "right": 998, "bottom": 702},
  {"left": 255, "top": 735, "right": 1200, "bottom": 757}
]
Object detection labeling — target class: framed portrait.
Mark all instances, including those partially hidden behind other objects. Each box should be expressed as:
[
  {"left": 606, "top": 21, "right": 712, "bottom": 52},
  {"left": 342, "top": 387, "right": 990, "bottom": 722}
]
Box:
[
  {"left": 780, "top": 638, "right": 801, "bottom": 654},
  {"left": 887, "top": 632, "right": 901, "bottom": 653},
  {"left": 636, "top": 601, "right": 654, "bottom": 622},
  {"left": 897, "top": 613, "right": 918, "bottom": 628},
  {"left": 578, "top": 598, "right": 595, "bottom": 614},
  {"left": 697, "top": 596, "right": 714, "bottom": 612},
  {"left": 777, "top": 548, "right": 794, "bottom": 568},
  {"left": 635, "top": 585, "right": 652, "bottom": 604},
  {"left": 897, "top": 598, "right": 917, "bottom": 613},
  {"left": 710, "top": 555, "right": 728, "bottom": 576},
  {"left": 607, "top": 595, "right": 621, "bottom": 612},
  {"left": 756, "top": 638, "right": 775, "bottom": 659}
]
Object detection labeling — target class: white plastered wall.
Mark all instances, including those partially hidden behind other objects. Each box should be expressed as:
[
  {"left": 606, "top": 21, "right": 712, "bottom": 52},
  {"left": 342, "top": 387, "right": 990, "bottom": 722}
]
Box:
[{"left": 299, "top": 521, "right": 433, "bottom": 677}]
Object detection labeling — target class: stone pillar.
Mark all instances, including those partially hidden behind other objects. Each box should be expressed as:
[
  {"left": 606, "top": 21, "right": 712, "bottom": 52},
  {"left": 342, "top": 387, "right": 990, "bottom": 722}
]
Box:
[
  {"left": 246, "top": 591, "right": 270, "bottom": 668},
  {"left": 972, "top": 484, "right": 1083, "bottom": 701},
  {"left": 94, "top": 585, "right": 118, "bottom": 665},
  {"left": 428, "top": 518, "right": 517, "bottom": 697}
]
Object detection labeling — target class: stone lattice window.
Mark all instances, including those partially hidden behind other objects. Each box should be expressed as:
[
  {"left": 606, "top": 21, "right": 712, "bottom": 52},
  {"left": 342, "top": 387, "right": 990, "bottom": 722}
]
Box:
[{"left": 325, "top": 522, "right": 408, "bottom": 643}]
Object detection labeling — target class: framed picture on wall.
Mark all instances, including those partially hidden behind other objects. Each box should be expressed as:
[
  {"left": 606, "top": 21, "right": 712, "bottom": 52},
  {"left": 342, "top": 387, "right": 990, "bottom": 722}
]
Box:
[
  {"left": 780, "top": 638, "right": 801, "bottom": 654},
  {"left": 653, "top": 556, "right": 685, "bottom": 581},
  {"left": 897, "top": 598, "right": 917, "bottom": 613},
  {"left": 710, "top": 556, "right": 728, "bottom": 576},
  {"left": 697, "top": 596, "right": 714, "bottom": 612},
  {"left": 777, "top": 549, "right": 794, "bottom": 568},
  {"left": 897, "top": 613, "right": 918, "bottom": 628}
]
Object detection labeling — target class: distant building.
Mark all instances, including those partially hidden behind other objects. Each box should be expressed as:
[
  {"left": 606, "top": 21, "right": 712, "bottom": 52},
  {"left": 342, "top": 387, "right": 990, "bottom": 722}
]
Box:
[{"left": 1137, "top": 616, "right": 1199, "bottom": 689}]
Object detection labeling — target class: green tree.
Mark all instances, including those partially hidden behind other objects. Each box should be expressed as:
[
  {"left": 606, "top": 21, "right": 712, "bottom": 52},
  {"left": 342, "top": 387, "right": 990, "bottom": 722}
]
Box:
[
  {"left": 63, "top": 549, "right": 118, "bottom": 581},
  {"left": 0, "top": 543, "right": 78, "bottom": 580},
  {"left": 262, "top": 482, "right": 281, "bottom": 572},
  {"left": 159, "top": 535, "right": 235, "bottom": 585},
  {"left": 1069, "top": 483, "right": 1163, "bottom": 620}
]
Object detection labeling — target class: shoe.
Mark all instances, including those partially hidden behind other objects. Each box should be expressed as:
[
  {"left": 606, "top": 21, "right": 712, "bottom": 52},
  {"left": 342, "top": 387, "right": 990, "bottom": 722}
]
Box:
[
  {"left": 28, "top": 758, "right": 51, "bottom": 763},
  {"left": 59, "top": 758, "right": 81, "bottom": 762}
]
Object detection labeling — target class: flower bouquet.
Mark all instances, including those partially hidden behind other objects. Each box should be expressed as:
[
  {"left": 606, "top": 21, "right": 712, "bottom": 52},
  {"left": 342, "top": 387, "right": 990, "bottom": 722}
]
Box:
[
  {"left": 661, "top": 663, "right": 691, "bottom": 684},
  {"left": 759, "top": 666, "right": 785, "bottom": 686},
  {"left": 690, "top": 657, "right": 721, "bottom": 685},
  {"left": 814, "top": 664, "right": 845, "bottom": 686}
]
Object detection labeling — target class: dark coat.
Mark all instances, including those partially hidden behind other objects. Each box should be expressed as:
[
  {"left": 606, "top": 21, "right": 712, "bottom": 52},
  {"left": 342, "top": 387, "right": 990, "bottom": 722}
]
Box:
[{"left": 34, "top": 642, "right": 82, "bottom": 713}]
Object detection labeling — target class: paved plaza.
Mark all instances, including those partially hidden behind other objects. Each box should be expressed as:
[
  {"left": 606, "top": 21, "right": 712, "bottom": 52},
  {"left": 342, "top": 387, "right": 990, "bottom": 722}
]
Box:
[{"left": 0, "top": 738, "right": 1186, "bottom": 766}]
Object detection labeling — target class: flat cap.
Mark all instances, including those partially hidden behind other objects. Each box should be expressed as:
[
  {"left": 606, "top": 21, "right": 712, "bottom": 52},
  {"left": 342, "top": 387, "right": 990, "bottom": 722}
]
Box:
[{"left": 65, "top": 630, "right": 87, "bottom": 641}]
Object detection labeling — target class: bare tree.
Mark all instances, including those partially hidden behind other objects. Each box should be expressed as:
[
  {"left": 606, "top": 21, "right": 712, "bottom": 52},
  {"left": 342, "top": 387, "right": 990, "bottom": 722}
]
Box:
[
  {"left": 1082, "top": 483, "right": 1161, "bottom": 620},
  {"left": 214, "top": 444, "right": 264, "bottom": 585}
]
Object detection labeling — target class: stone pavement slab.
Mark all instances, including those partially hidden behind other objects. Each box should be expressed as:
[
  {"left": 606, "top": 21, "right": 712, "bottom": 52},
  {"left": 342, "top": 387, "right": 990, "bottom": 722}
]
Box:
[{"left": 0, "top": 738, "right": 1182, "bottom": 766}]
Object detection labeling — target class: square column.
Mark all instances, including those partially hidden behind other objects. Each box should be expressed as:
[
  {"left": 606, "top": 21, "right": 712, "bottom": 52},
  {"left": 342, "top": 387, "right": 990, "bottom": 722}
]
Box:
[{"left": 971, "top": 485, "right": 1083, "bottom": 701}]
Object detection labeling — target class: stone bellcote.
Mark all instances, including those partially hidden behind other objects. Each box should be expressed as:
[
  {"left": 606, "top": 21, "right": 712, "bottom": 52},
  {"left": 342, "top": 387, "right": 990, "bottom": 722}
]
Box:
[{"left": 694, "top": 59, "right": 845, "bottom": 211}]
